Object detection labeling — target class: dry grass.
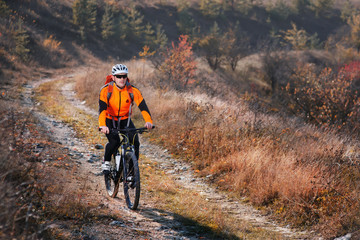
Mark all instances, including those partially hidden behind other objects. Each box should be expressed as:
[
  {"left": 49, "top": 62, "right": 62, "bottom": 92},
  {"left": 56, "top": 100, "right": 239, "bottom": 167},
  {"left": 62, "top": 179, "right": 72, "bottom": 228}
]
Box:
[
  {"left": 0, "top": 97, "right": 99, "bottom": 239},
  {"left": 140, "top": 157, "right": 282, "bottom": 239}
]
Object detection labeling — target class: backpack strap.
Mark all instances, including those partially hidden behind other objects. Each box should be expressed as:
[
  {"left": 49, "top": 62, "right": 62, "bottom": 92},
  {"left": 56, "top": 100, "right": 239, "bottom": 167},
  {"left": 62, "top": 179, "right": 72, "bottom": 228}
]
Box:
[
  {"left": 125, "top": 82, "right": 134, "bottom": 127},
  {"left": 107, "top": 81, "right": 114, "bottom": 106},
  {"left": 125, "top": 81, "right": 134, "bottom": 104}
]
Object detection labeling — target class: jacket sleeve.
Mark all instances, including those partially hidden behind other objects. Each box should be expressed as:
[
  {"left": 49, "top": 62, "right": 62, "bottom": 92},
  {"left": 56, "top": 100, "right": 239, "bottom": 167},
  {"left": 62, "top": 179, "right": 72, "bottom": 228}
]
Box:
[
  {"left": 132, "top": 87, "right": 153, "bottom": 124},
  {"left": 99, "top": 86, "right": 108, "bottom": 127}
]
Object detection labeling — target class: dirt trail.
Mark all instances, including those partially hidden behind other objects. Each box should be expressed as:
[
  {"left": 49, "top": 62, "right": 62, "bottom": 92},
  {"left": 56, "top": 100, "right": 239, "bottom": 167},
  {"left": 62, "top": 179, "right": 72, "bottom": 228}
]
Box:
[{"left": 24, "top": 73, "right": 322, "bottom": 239}]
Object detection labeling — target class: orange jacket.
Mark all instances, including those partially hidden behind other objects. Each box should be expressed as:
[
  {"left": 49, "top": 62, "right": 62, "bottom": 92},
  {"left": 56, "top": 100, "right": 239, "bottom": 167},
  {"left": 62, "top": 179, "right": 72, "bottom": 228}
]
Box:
[{"left": 98, "top": 83, "right": 152, "bottom": 127}]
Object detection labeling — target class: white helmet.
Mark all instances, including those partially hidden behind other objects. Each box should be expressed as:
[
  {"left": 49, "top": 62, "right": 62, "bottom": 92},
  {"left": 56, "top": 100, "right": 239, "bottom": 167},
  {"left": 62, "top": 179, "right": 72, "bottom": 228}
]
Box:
[{"left": 112, "top": 64, "right": 128, "bottom": 75}]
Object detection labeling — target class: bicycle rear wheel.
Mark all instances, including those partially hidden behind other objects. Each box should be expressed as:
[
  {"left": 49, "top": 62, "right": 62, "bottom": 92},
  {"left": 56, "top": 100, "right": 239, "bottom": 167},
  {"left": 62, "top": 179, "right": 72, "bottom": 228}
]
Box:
[
  {"left": 123, "top": 152, "right": 140, "bottom": 210},
  {"left": 105, "top": 158, "right": 121, "bottom": 198}
]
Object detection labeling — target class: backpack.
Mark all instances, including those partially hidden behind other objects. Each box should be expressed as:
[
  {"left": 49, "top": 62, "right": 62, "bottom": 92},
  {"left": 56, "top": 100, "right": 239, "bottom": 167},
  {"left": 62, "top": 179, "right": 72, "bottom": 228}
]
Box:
[{"left": 104, "top": 75, "right": 134, "bottom": 106}]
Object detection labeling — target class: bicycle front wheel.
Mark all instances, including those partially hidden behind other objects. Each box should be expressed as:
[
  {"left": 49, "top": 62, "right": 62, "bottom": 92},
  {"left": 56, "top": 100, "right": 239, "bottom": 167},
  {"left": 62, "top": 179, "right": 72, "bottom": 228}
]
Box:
[
  {"left": 123, "top": 152, "right": 140, "bottom": 210},
  {"left": 105, "top": 158, "right": 121, "bottom": 198}
]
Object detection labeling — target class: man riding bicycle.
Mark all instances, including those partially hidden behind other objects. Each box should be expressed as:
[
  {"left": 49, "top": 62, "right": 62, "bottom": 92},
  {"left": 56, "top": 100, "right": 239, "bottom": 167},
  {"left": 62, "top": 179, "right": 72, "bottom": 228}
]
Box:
[{"left": 99, "top": 64, "right": 153, "bottom": 175}]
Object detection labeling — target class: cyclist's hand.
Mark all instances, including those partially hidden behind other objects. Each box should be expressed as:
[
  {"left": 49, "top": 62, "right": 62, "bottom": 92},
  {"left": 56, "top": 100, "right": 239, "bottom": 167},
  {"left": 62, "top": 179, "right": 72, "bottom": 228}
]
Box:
[
  {"left": 145, "top": 122, "right": 153, "bottom": 130},
  {"left": 100, "top": 126, "right": 109, "bottom": 134}
]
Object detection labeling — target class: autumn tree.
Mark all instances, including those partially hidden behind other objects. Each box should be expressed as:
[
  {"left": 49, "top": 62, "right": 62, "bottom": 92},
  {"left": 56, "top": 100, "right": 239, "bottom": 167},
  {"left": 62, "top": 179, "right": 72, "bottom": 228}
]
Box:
[{"left": 159, "top": 35, "right": 197, "bottom": 90}]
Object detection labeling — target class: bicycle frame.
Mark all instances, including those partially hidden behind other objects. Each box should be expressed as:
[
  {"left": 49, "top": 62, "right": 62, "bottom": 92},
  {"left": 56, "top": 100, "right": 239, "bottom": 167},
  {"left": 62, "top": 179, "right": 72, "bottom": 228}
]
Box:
[{"left": 105, "top": 126, "right": 154, "bottom": 209}]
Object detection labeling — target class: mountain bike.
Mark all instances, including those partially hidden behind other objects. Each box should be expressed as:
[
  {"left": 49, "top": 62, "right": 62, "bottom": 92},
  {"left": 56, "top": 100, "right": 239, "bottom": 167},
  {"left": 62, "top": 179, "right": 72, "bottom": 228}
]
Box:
[{"left": 104, "top": 126, "right": 154, "bottom": 210}]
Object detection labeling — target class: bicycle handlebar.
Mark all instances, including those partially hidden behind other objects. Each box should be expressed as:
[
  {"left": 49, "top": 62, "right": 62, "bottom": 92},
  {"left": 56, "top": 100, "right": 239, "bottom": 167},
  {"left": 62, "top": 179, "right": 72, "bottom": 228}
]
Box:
[
  {"left": 116, "top": 125, "right": 155, "bottom": 133},
  {"left": 99, "top": 126, "right": 155, "bottom": 133}
]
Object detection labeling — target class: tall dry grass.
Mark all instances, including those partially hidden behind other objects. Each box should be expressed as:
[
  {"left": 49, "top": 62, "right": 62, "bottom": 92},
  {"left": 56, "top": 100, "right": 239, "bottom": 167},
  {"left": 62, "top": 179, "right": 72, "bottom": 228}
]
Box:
[
  {"left": 75, "top": 59, "right": 360, "bottom": 238},
  {"left": 0, "top": 101, "right": 95, "bottom": 239}
]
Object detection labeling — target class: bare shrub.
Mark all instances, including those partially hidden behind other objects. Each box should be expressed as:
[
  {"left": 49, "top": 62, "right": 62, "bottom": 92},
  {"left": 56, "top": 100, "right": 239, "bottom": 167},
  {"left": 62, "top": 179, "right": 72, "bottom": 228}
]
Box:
[
  {"left": 261, "top": 49, "right": 294, "bottom": 95},
  {"left": 284, "top": 62, "right": 360, "bottom": 134}
]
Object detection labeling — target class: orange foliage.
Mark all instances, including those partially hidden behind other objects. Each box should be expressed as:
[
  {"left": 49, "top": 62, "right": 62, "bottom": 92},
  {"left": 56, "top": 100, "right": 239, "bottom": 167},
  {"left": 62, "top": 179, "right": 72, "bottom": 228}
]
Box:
[
  {"left": 159, "top": 35, "right": 197, "bottom": 90},
  {"left": 43, "top": 35, "right": 61, "bottom": 51}
]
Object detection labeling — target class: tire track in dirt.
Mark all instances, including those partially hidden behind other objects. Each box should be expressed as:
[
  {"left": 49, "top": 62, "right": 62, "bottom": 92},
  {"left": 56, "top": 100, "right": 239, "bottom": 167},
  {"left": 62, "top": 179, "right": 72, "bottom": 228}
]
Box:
[{"left": 24, "top": 73, "right": 322, "bottom": 239}]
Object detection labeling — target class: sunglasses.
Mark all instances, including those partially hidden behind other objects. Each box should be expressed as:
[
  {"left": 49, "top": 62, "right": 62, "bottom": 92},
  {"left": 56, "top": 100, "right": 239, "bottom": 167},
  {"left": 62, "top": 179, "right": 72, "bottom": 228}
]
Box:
[{"left": 115, "top": 75, "right": 127, "bottom": 79}]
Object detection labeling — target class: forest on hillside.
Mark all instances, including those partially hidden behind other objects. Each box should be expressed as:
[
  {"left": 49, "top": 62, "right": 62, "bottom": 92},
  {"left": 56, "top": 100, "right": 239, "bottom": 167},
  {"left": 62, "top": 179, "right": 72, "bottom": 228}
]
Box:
[
  {"left": 1, "top": 0, "right": 360, "bottom": 239},
  {"left": 1, "top": 0, "right": 360, "bottom": 132}
]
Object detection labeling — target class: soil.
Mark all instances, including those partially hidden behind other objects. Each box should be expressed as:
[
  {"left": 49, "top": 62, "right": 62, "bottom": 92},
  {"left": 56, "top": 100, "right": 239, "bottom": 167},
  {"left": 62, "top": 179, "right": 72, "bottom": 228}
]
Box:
[{"left": 20, "top": 70, "right": 323, "bottom": 240}]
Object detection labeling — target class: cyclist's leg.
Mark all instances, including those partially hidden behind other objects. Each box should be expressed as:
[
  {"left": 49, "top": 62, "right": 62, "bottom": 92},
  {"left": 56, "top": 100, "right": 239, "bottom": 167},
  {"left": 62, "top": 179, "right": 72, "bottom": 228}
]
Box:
[{"left": 103, "top": 118, "right": 121, "bottom": 173}]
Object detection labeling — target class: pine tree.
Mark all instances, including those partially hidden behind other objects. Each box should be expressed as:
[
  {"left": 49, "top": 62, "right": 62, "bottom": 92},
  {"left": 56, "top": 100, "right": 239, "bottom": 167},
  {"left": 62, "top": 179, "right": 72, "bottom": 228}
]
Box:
[
  {"left": 0, "top": 0, "right": 10, "bottom": 17},
  {"left": 143, "top": 23, "right": 155, "bottom": 49},
  {"left": 123, "top": 7, "right": 145, "bottom": 41},
  {"left": 281, "top": 22, "right": 309, "bottom": 50},
  {"left": 72, "top": 0, "right": 97, "bottom": 40},
  {"left": 14, "top": 19, "right": 30, "bottom": 61},
  {"left": 293, "top": 0, "right": 310, "bottom": 14},
  {"left": 340, "top": 0, "right": 356, "bottom": 22},
  {"left": 154, "top": 24, "right": 168, "bottom": 50},
  {"left": 199, "top": 21, "right": 224, "bottom": 70},
  {"left": 310, "top": 0, "right": 334, "bottom": 17},
  {"left": 200, "top": 0, "right": 221, "bottom": 18},
  {"left": 101, "top": 4, "right": 115, "bottom": 40},
  {"left": 176, "top": 9, "right": 195, "bottom": 35}
]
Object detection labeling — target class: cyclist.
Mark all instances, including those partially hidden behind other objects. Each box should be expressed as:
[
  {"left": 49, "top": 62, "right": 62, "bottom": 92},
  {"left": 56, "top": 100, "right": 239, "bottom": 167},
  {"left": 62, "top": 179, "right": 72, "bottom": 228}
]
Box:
[{"left": 99, "top": 64, "right": 153, "bottom": 175}]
